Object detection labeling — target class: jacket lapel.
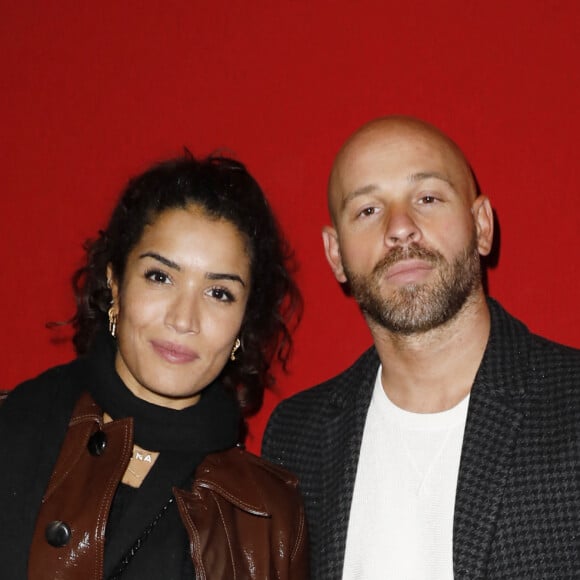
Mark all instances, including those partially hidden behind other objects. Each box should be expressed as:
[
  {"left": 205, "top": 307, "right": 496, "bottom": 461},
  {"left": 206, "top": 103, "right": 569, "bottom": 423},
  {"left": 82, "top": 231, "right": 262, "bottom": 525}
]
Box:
[
  {"left": 453, "top": 300, "right": 530, "bottom": 578},
  {"left": 319, "top": 348, "right": 379, "bottom": 579}
]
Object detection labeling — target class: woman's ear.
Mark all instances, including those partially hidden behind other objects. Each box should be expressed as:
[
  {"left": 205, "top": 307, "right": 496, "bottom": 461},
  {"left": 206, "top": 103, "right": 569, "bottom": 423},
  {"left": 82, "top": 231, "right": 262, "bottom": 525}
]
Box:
[
  {"left": 322, "top": 226, "right": 347, "bottom": 283},
  {"left": 106, "top": 263, "right": 120, "bottom": 304}
]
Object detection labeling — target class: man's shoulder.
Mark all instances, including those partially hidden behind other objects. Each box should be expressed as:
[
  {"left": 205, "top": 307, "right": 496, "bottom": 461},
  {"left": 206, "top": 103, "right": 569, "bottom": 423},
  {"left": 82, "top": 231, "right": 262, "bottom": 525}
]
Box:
[
  {"left": 528, "top": 331, "right": 580, "bottom": 391},
  {"left": 271, "top": 346, "right": 378, "bottom": 416},
  {"left": 489, "top": 297, "right": 580, "bottom": 365},
  {"left": 262, "top": 346, "right": 378, "bottom": 463},
  {"left": 529, "top": 331, "right": 580, "bottom": 361},
  {"left": 487, "top": 298, "right": 580, "bottom": 416}
]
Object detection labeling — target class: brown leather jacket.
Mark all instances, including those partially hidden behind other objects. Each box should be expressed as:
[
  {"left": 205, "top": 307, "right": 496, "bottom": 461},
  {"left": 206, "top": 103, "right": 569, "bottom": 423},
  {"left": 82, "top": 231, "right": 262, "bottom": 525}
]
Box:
[{"left": 28, "top": 392, "right": 309, "bottom": 579}]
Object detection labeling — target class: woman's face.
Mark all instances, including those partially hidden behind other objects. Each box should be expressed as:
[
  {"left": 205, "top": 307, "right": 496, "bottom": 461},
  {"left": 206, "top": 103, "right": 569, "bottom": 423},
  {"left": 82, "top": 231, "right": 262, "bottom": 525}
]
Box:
[{"left": 108, "top": 205, "right": 251, "bottom": 409}]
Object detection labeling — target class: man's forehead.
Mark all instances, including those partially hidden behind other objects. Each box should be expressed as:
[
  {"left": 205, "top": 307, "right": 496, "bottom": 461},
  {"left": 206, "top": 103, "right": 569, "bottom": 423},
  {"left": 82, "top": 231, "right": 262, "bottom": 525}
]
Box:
[{"left": 328, "top": 120, "right": 473, "bottom": 209}]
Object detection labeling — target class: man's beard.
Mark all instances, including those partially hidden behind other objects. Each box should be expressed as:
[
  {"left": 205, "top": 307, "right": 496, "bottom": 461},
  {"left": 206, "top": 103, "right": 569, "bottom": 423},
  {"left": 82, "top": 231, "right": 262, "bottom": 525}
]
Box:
[{"left": 344, "top": 234, "right": 481, "bottom": 335}]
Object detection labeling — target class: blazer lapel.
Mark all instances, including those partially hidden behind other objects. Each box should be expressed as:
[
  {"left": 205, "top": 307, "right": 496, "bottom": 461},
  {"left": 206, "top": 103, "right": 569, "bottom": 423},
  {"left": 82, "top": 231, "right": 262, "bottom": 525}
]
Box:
[
  {"left": 453, "top": 300, "right": 530, "bottom": 578},
  {"left": 319, "top": 348, "right": 379, "bottom": 579}
]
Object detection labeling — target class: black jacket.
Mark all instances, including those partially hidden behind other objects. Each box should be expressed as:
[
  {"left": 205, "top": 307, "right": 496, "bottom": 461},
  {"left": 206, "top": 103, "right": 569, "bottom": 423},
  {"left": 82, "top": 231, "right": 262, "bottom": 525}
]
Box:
[{"left": 263, "top": 299, "right": 580, "bottom": 579}]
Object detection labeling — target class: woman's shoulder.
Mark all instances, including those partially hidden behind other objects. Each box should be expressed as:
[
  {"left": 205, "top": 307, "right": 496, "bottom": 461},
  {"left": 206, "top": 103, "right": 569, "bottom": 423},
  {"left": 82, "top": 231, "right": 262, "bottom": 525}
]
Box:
[
  {"left": 199, "top": 446, "right": 299, "bottom": 486},
  {"left": 2, "top": 358, "right": 85, "bottom": 415},
  {"left": 183, "top": 447, "right": 309, "bottom": 576},
  {"left": 194, "top": 446, "right": 302, "bottom": 511},
  {"left": 12, "top": 357, "right": 81, "bottom": 387}
]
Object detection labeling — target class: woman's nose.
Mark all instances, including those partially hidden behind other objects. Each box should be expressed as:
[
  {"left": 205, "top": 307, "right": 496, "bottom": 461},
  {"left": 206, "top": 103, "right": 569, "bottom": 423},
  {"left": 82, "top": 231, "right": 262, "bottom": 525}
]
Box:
[{"left": 165, "top": 292, "right": 200, "bottom": 334}]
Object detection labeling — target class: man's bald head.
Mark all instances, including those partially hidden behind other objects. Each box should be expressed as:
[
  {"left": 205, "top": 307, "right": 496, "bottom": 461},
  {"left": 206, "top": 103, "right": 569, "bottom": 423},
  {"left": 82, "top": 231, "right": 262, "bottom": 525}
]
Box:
[{"left": 327, "top": 116, "right": 477, "bottom": 222}]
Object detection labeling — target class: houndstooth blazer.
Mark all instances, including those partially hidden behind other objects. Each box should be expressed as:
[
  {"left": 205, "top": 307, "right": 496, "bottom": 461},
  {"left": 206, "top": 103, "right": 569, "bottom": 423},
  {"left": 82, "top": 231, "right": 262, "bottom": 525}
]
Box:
[{"left": 263, "top": 299, "right": 580, "bottom": 579}]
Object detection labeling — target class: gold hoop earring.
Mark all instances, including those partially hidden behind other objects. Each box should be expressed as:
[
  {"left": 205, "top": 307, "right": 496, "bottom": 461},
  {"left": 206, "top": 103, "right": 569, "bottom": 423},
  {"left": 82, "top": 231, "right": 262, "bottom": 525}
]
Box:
[
  {"left": 230, "top": 338, "right": 241, "bottom": 361},
  {"left": 108, "top": 306, "right": 118, "bottom": 338}
]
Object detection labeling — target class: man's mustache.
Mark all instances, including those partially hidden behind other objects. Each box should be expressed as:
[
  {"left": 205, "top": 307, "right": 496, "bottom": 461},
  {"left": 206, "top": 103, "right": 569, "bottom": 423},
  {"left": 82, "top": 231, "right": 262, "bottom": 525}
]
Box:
[{"left": 372, "top": 244, "right": 443, "bottom": 277}]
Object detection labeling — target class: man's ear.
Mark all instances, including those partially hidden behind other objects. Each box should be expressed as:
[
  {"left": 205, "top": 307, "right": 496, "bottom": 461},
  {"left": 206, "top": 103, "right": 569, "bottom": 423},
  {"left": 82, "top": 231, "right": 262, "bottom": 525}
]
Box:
[
  {"left": 472, "top": 196, "right": 494, "bottom": 256},
  {"left": 322, "top": 226, "right": 347, "bottom": 283}
]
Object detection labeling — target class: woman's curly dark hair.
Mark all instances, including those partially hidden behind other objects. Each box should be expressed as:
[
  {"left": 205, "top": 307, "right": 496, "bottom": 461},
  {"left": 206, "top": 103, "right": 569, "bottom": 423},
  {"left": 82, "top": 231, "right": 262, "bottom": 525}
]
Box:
[{"left": 71, "top": 154, "right": 302, "bottom": 416}]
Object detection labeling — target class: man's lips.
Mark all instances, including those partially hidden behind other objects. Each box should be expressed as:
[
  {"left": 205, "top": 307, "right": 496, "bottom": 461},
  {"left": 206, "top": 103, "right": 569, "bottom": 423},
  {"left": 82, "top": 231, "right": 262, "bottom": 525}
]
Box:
[
  {"left": 151, "top": 340, "right": 199, "bottom": 364},
  {"left": 383, "top": 259, "right": 434, "bottom": 283}
]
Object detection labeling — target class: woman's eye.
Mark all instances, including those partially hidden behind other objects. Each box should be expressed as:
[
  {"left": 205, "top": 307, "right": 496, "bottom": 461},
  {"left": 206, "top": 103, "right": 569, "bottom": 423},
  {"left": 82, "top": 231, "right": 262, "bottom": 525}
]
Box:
[
  {"left": 209, "top": 287, "right": 235, "bottom": 302},
  {"left": 420, "top": 195, "right": 438, "bottom": 204},
  {"left": 145, "top": 270, "right": 170, "bottom": 284}
]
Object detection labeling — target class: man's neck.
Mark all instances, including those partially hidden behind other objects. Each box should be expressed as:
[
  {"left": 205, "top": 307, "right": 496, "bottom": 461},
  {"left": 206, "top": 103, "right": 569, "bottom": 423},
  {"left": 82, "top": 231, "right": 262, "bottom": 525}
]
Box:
[{"left": 369, "top": 293, "right": 490, "bottom": 414}]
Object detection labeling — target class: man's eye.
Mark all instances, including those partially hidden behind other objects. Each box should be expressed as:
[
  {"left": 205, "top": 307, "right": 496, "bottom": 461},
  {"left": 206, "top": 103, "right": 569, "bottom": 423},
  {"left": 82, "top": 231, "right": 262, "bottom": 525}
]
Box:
[
  {"left": 359, "top": 207, "right": 377, "bottom": 217},
  {"left": 145, "top": 270, "right": 170, "bottom": 284}
]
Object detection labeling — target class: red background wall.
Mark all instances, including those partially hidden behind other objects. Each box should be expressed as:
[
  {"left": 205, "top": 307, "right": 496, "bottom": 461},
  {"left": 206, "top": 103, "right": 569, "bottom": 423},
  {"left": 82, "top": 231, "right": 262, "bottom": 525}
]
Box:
[{"left": 2, "top": 1, "right": 579, "bottom": 452}]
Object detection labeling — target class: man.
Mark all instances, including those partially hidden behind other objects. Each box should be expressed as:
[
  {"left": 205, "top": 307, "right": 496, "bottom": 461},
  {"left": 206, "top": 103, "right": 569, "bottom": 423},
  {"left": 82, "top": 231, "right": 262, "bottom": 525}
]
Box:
[{"left": 262, "top": 116, "right": 580, "bottom": 579}]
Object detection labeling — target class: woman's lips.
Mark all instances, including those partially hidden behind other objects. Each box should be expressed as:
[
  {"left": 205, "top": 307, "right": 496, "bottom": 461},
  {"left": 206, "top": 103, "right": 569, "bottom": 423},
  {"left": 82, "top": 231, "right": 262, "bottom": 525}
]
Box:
[
  {"left": 151, "top": 340, "right": 199, "bottom": 364},
  {"left": 384, "top": 259, "right": 434, "bottom": 284}
]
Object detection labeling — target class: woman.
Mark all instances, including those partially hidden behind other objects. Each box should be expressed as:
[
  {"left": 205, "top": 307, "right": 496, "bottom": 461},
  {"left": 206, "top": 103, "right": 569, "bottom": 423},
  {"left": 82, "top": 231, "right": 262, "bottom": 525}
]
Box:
[{"left": 0, "top": 154, "right": 307, "bottom": 579}]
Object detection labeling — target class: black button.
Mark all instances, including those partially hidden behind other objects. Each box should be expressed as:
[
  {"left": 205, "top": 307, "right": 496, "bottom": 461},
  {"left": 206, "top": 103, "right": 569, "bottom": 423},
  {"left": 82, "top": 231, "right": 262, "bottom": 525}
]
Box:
[
  {"left": 45, "top": 520, "right": 71, "bottom": 547},
  {"left": 87, "top": 430, "right": 107, "bottom": 456}
]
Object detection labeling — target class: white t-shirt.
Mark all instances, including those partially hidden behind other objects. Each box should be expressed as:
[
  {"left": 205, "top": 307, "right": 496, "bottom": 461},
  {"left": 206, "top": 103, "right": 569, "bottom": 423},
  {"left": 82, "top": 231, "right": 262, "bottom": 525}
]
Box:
[{"left": 342, "top": 368, "right": 469, "bottom": 580}]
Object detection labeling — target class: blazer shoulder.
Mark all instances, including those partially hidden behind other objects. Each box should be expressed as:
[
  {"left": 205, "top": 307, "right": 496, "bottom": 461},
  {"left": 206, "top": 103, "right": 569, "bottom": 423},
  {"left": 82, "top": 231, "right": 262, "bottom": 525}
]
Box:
[
  {"left": 271, "top": 345, "right": 378, "bottom": 415},
  {"left": 262, "top": 346, "right": 378, "bottom": 460},
  {"left": 509, "top": 331, "right": 580, "bottom": 441},
  {"left": 528, "top": 332, "right": 580, "bottom": 387},
  {"left": 531, "top": 332, "right": 580, "bottom": 361}
]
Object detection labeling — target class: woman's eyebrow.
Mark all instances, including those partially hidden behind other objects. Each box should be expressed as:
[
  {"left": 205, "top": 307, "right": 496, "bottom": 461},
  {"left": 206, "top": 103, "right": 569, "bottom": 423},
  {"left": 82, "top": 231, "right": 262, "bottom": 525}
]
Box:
[
  {"left": 206, "top": 272, "right": 246, "bottom": 287},
  {"left": 138, "top": 252, "right": 180, "bottom": 271}
]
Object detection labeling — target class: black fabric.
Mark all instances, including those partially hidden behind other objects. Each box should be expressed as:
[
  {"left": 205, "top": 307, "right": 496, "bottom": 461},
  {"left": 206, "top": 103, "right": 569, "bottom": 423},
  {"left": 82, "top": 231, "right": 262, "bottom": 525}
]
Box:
[{"left": 263, "top": 298, "right": 580, "bottom": 579}]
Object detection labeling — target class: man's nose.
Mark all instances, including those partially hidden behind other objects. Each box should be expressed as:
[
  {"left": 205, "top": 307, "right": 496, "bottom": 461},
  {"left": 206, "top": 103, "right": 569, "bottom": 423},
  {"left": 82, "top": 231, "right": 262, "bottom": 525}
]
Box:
[{"left": 383, "top": 205, "right": 421, "bottom": 248}]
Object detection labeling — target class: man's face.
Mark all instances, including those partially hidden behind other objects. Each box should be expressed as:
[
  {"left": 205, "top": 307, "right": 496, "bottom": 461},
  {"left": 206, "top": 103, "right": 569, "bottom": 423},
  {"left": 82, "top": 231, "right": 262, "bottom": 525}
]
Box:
[{"left": 323, "top": 121, "right": 493, "bottom": 335}]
